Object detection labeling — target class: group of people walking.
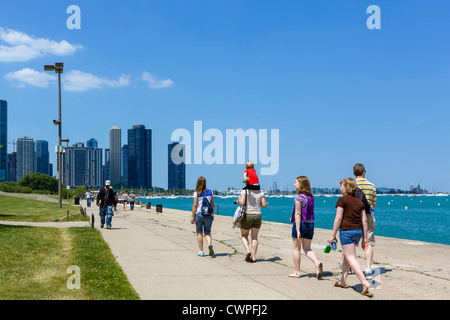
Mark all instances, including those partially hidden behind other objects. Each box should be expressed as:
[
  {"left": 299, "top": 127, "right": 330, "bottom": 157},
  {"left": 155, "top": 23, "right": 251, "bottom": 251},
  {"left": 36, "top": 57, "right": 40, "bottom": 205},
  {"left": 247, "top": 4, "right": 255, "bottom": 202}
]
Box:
[
  {"left": 191, "top": 162, "right": 376, "bottom": 297},
  {"left": 93, "top": 160, "right": 376, "bottom": 296}
]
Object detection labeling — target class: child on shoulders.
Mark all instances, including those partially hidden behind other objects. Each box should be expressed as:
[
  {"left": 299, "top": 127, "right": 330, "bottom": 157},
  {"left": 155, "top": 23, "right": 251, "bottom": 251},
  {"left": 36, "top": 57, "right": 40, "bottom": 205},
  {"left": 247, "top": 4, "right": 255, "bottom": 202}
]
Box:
[{"left": 243, "top": 161, "right": 260, "bottom": 190}]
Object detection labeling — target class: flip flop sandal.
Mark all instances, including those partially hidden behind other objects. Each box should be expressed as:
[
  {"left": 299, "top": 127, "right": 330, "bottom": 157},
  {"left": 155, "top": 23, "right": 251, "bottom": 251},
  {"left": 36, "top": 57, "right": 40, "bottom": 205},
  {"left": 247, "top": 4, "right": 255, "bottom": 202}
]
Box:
[
  {"left": 288, "top": 272, "right": 301, "bottom": 278},
  {"left": 334, "top": 282, "right": 349, "bottom": 289},
  {"left": 361, "top": 288, "right": 374, "bottom": 297},
  {"left": 245, "top": 253, "right": 252, "bottom": 262}
]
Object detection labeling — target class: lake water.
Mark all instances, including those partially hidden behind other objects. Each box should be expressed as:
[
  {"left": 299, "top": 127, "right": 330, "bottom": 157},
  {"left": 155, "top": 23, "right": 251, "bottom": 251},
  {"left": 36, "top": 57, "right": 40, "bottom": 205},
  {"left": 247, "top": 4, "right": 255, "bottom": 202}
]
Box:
[{"left": 140, "top": 194, "right": 450, "bottom": 246}]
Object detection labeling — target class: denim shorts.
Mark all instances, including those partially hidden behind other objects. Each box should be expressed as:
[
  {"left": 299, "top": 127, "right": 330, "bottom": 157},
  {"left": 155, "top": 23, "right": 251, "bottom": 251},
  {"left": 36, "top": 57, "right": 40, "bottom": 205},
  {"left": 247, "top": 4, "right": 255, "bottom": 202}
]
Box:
[
  {"left": 195, "top": 214, "right": 213, "bottom": 235},
  {"left": 291, "top": 222, "right": 314, "bottom": 240},
  {"left": 339, "top": 229, "right": 363, "bottom": 245}
]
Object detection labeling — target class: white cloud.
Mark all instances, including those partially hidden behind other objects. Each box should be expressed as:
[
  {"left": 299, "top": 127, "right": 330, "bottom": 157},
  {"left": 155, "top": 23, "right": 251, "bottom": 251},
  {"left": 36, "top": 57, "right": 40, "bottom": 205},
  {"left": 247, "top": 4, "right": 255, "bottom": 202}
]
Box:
[
  {"left": 5, "top": 68, "right": 56, "bottom": 88},
  {"left": 63, "top": 70, "right": 130, "bottom": 91},
  {"left": 141, "top": 71, "right": 173, "bottom": 89},
  {"left": 5, "top": 68, "right": 130, "bottom": 91},
  {"left": 0, "top": 27, "right": 83, "bottom": 62}
]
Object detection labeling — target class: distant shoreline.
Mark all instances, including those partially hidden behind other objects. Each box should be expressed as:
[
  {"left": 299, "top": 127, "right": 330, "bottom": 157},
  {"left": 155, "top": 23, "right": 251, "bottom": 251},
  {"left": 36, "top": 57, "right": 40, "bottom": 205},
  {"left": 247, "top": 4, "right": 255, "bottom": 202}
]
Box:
[{"left": 135, "top": 193, "right": 450, "bottom": 199}]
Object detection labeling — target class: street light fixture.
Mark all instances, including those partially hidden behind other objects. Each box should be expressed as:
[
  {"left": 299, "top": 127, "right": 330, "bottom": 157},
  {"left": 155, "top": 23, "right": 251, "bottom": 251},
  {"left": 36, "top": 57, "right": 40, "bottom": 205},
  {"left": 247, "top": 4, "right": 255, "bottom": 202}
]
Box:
[{"left": 45, "top": 62, "right": 63, "bottom": 208}]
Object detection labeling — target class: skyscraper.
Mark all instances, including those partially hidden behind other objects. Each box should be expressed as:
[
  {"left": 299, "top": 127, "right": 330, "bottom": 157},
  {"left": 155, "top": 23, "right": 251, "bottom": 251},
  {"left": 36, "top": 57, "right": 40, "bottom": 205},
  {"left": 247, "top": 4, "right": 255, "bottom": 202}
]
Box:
[
  {"left": 104, "top": 148, "right": 110, "bottom": 182},
  {"left": 17, "top": 136, "right": 35, "bottom": 181},
  {"left": 6, "top": 152, "right": 16, "bottom": 182},
  {"left": 168, "top": 142, "right": 186, "bottom": 191},
  {"left": 121, "top": 144, "right": 128, "bottom": 187},
  {"left": 86, "top": 138, "right": 98, "bottom": 148},
  {"left": 62, "top": 144, "right": 102, "bottom": 187},
  {"left": 127, "top": 125, "right": 152, "bottom": 189},
  {"left": 35, "top": 140, "right": 50, "bottom": 175},
  {"left": 0, "top": 100, "right": 7, "bottom": 182},
  {"left": 109, "top": 126, "right": 121, "bottom": 185}
]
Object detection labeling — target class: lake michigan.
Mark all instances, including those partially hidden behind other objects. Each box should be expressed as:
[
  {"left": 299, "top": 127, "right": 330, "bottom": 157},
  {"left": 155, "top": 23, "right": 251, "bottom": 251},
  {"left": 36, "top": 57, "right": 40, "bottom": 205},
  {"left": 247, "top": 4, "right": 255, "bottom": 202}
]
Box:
[{"left": 139, "top": 194, "right": 450, "bottom": 246}]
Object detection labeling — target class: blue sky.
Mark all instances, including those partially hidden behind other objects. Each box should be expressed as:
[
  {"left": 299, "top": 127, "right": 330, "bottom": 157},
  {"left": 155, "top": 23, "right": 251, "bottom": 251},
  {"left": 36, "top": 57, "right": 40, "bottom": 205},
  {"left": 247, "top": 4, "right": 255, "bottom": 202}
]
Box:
[{"left": 1, "top": 0, "right": 449, "bottom": 192}]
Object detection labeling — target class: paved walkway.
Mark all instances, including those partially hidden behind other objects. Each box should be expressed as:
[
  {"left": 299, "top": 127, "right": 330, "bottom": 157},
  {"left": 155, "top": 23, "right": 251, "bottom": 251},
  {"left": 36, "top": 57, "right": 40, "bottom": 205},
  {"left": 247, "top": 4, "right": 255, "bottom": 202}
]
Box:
[{"left": 83, "top": 200, "right": 450, "bottom": 300}]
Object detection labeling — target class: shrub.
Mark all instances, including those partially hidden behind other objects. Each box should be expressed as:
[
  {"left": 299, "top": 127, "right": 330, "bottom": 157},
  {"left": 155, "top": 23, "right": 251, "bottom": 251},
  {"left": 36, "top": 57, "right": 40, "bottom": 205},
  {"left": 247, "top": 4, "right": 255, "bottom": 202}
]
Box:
[
  {"left": 19, "top": 173, "right": 58, "bottom": 193},
  {"left": 0, "top": 183, "right": 33, "bottom": 193}
]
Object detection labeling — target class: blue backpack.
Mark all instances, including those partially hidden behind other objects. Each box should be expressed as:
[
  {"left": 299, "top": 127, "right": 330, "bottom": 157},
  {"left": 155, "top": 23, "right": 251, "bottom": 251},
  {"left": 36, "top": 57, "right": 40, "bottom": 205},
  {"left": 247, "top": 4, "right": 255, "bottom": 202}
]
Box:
[{"left": 199, "top": 190, "right": 213, "bottom": 216}]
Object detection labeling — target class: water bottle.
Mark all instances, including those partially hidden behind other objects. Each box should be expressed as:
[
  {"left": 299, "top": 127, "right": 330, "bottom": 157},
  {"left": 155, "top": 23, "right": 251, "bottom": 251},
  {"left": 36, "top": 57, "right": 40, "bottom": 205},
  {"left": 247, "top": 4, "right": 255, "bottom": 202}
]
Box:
[
  {"left": 331, "top": 240, "right": 337, "bottom": 251},
  {"left": 324, "top": 244, "right": 331, "bottom": 253}
]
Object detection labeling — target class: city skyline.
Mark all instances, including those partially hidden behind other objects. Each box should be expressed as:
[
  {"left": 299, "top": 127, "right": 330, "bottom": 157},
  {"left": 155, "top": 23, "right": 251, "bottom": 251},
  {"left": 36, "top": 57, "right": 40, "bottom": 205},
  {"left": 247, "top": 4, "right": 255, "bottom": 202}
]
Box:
[
  {"left": 1, "top": 1, "right": 449, "bottom": 192},
  {"left": 3, "top": 127, "right": 443, "bottom": 193}
]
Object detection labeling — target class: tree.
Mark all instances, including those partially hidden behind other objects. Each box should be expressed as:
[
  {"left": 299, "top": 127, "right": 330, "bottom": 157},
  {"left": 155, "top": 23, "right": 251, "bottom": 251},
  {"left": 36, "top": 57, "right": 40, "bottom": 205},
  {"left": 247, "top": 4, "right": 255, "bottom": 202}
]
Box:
[
  {"left": 19, "top": 173, "right": 58, "bottom": 193},
  {"left": 73, "top": 187, "right": 86, "bottom": 198}
]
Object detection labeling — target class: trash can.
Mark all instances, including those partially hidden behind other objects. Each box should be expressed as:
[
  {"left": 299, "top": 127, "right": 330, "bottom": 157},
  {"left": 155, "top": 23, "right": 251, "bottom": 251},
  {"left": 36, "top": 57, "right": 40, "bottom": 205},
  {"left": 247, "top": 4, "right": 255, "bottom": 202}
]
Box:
[
  {"left": 146, "top": 202, "right": 151, "bottom": 209},
  {"left": 74, "top": 196, "right": 80, "bottom": 205},
  {"left": 156, "top": 204, "right": 163, "bottom": 213}
]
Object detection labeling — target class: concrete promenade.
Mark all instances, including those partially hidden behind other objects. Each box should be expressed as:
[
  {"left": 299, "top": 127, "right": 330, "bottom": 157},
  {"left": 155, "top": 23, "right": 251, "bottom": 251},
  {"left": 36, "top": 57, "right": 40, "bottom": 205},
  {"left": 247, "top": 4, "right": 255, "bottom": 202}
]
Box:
[{"left": 84, "top": 200, "right": 449, "bottom": 300}]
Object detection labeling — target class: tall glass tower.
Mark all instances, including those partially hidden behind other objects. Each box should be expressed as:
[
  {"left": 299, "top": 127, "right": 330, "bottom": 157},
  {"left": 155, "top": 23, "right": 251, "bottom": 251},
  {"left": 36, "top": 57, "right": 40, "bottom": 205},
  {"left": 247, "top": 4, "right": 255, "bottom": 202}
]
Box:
[
  {"left": 35, "top": 140, "right": 50, "bottom": 175},
  {"left": 168, "top": 142, "right": 186, "bottom": 191},
  {"left": 127, "top": 124, "right": 152, "bottom": 189},
  {"left": 109, "top": 126, "right": 121, "bottom": 185},
  {"left": 17, "top": 136, "right": 35, "bottom": 181}
]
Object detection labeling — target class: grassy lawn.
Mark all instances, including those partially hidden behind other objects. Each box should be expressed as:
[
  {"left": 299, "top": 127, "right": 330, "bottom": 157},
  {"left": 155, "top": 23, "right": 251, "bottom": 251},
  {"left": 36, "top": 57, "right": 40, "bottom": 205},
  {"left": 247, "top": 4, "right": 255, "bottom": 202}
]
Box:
[
  {"left": 0, "top": 194, "right": 140, "bottom": 300},
  {"left": 0, "top": 194, "right": 87, "bottom": 222}
]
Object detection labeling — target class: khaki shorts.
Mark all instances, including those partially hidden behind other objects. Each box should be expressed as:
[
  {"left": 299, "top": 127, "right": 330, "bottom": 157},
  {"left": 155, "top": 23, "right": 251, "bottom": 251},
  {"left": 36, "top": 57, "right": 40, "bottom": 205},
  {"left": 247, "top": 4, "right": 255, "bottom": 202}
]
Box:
[
  {"left": 240, "top": 214, "right": 262, "bottom": 230},
  {"left": 367, "top": 213, "right": 376, "bottom": 246}
]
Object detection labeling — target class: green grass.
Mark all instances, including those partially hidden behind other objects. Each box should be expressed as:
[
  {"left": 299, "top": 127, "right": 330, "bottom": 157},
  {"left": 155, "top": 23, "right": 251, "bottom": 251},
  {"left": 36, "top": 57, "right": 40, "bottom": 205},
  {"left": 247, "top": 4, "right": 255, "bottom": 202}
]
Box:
[
  {"left": 0, "top": 225, "right": 140, "bottom": 300},
  {"left": 0, "top": 193, "right": 140, "bottom": 300},
  {"left": 0, "top": 194, "right": 87, "bottom": 222}
]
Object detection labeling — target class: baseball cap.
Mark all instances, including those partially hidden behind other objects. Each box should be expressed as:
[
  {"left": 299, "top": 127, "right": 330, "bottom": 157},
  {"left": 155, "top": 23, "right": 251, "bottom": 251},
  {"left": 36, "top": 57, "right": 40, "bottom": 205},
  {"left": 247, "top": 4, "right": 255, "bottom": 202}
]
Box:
[{"left": 105, "top": 180, "right": 111, "bottom": 186}]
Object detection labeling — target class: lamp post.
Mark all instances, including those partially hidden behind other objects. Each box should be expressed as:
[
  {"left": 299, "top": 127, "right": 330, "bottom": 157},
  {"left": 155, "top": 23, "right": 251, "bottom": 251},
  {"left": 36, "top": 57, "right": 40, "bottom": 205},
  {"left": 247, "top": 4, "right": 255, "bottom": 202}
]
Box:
[{"left": 44, "top": 62, "right": 63, "bottom": 208}]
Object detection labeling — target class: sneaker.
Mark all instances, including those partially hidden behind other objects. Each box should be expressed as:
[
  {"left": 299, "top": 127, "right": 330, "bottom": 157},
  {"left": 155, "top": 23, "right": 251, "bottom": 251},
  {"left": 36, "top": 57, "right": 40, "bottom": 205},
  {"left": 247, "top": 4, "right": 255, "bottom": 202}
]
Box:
[
  {"left": 100, "top": 225, "right": 104, "bottom": 228},
  {"left": 208, "top": 245, "right": 214, "bottom": 256},
  {"left": 364, "top": 268, "right": 374, "bottom": 280},
  {"left": 197, "top": 251, "right": 204, "bottom": 257},
  {"left": 339, "top": 261, "right": 354, "bottom": 274},
  {"left": 107, "top": 227, "right": 111, "bottom": 230}
]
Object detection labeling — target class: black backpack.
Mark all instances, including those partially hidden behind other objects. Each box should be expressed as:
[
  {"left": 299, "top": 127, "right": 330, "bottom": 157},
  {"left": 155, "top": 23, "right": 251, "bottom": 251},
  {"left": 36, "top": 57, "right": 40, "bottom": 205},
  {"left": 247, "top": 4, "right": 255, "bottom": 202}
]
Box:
[{"left": 355, "top": 188, "right": 371, "bottom": 215}]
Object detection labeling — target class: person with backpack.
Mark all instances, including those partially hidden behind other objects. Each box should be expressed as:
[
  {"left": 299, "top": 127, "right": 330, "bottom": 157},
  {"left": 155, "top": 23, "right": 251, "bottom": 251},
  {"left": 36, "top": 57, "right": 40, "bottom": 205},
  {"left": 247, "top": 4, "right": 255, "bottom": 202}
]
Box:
[{"left": 191, "top": 177, "right": 215, "bottom": 257}]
